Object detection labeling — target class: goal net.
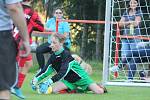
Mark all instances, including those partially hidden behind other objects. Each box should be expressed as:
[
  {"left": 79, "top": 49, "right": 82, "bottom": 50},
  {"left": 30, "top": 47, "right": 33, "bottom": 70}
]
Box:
[{"left": 103, "top": 0, "right": 150, "bottom": 86}]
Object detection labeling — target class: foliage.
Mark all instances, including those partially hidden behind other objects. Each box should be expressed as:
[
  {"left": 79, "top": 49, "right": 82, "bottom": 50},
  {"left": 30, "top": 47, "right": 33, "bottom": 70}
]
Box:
[{"left": 31, "top": 0, "right": 106, "bottom": 60}]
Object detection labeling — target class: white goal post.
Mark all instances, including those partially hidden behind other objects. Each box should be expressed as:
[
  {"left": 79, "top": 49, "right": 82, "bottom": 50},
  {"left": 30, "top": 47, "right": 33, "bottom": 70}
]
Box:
[{"left": 103, "top": 0, "right": 150, "bottom": 86}]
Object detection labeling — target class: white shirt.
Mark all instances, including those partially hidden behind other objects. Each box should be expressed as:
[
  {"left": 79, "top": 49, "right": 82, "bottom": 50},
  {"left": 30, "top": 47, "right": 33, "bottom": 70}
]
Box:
[{"left": 0, "top": 0, "right": 22, "bottom": 31}]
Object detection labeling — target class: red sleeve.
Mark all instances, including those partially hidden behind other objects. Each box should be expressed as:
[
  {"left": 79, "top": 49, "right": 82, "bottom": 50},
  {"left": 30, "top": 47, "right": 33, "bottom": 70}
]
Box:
[{"left": 30, "top": 12, "right": 44, "bottom": 32}]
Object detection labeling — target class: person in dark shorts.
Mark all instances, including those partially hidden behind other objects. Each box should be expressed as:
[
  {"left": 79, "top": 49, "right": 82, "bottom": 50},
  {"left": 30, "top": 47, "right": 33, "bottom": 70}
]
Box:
[
  {"left": 0, "top": 0, "right": 30, "bottom": 99},
  {"left": 11, "top": 0, "right": 44, "bottom": 99},
  {"left": 31, "top": 33, "right": 107, "bottom": 94}
]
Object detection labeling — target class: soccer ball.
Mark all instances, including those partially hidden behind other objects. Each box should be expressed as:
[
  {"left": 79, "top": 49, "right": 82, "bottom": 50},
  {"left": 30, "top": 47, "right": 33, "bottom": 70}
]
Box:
[{"left": 37, "top": 83, "right": 53, "bottom": 94}]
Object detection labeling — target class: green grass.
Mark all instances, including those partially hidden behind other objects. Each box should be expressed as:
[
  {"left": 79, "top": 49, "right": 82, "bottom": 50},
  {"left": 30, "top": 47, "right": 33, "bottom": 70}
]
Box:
[{"left": 11, "top": 61, "right": 150, "bottom": 100}]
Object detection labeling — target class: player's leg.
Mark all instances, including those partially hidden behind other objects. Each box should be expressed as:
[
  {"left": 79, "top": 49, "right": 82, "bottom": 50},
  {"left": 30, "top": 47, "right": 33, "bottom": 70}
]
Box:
[
  {"left": 54, "top": 80, "right": 78, "bottom": 94},
  {"left": 12, "top": 55, "right": 33, "bottom": 99},
  {"left": 20, "top": 60, "right": 33, "bottom": 74},
  {"left": 88, "top": 83, "right": 104, "bottom": 94},
  {"left": 52, "top": 81, "right": 69, "bottom": 93},
  {"left": 16, "top": 54, "right": 33, "bottom": 88},
  {"left": 36, "top": 42, "right": 52, "bottom": 70},
  {"left": 74, "top": 77, "right": 107, "bottom": 94},
  {"left": 73, "top": 73, "right": 107, "bottom": 94}
]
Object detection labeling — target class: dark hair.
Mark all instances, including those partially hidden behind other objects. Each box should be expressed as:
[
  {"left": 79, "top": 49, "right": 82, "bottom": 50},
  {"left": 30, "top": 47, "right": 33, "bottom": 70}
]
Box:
[
  {"left": 127, "top": 0, "right": 140, "bottom": 13},
  {"left": 52, "top": 7, "right": 64, "bottom": 14}
]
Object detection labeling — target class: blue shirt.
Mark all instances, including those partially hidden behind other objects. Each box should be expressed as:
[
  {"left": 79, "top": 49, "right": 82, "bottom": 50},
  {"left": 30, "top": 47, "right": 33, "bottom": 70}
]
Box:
[
  {"left": 122, "top": 9, "right": 142, "bottom": 35},
  {"left": 45, "top": 17, "right": 71, "bottom": 49},
  {"left": 0, "top": 0, "right": 22, "bottom": 31}
]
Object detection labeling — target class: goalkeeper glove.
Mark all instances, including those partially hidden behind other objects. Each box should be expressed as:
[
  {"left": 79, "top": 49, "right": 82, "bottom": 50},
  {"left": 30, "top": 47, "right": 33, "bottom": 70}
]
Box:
[
  {"left": 30, "top": 77, "right": 38, "bottom": 91},
  {"left": 44, "top": 78, "right": 53, "bottom": 86},
  {"left": 38, "top": 78, "right": 53, "bottom": 93}
]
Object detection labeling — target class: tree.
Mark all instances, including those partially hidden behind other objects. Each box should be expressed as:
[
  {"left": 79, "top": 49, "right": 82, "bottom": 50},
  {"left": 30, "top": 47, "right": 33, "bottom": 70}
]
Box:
[
  {"left": 96, "top": 0, "right": 105, "bottom": 60},
  {"left": 38, "top": 0, "right": 106, "bottom": 60}
]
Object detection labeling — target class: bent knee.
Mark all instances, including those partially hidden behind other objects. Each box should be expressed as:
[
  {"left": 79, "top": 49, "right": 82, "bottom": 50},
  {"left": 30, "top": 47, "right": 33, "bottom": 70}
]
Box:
[
  {"left": 36, "top": 47, "right": 42, "bottom": 53},
  {"left": 94, "top": 88, "right": 104, "bottom": 94}
]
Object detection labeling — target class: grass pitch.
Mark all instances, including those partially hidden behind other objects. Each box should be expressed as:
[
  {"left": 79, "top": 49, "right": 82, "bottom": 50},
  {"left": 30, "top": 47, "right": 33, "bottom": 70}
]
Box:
[{"left": 11, "top": 62, "right": 150, "bottom": 100}]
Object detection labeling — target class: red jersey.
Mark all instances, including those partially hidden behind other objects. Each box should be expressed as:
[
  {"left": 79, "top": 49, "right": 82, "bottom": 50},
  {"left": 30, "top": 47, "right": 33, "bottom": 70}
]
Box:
[
  {"left": 13, "top": 4, "right": 44, "bottom": 44},
  {"left": 14, "top": 4, "right": 44, "bottom": 67}
]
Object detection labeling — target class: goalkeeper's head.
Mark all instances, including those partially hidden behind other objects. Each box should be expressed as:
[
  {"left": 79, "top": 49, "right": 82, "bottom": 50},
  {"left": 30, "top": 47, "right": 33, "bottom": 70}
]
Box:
[{"left": 49, "top": 33, "right": 66, "bottom": 52}]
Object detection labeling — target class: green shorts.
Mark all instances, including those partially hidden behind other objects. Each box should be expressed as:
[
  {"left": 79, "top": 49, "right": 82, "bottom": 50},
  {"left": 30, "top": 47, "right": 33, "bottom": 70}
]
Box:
[{"left": 61, "top": 76, "right": 94, "bottom": 91}]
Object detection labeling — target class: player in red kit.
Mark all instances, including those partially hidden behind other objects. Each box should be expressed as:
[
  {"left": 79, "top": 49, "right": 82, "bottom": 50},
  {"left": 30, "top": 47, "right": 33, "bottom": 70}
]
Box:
[{"left": 11, "top": 0, "right": 44, "bottom": 99}]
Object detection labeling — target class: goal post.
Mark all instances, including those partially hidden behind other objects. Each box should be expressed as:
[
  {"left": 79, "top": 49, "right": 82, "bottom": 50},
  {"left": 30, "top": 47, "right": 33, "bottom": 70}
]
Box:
[
  {"left": 103, "top": 0, "right": 150, "bottom": 86},
  {"left": 102, "top": 0, "right": 112, "bottom": 84}
]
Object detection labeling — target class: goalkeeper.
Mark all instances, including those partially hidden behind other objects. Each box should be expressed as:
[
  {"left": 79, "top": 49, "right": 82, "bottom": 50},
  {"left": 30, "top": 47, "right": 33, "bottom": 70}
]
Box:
[{"left": 31, "top": 33, "right": 107, "bottom": 94}]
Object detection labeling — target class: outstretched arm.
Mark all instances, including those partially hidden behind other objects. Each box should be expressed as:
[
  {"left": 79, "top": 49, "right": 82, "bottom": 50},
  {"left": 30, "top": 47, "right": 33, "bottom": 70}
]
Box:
[
  {"left": 7, "top": 2, "right": 30, "bottom": 57},
  {"left": 33, "top": 57, "right": 54, "bottom": 84}
]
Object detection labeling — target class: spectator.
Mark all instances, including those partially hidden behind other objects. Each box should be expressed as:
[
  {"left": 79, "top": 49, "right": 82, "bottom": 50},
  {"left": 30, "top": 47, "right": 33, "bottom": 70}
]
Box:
[
  {"left": 0, "top": 0, "right": 30, "bottom": 99},
  {"left": 11, "top": 0, "right": 44, "bottom": 99},
  {"left": 110, "top": 0, "right": 143, "bottom": 80},
  {"left": 119, "top": 0, "right": 142, "bottom": 61}
]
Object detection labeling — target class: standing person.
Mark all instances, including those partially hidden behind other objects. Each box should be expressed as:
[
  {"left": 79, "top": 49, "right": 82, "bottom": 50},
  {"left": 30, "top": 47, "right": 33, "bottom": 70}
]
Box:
[
  {"left": 0, "top": 0, "right": 30, "bottom": 100},
  {"left": 31, "top": 33, "right": 107, "bottom": 94},
  {"left": 11, "top": 0, "right": 44, "bottom": 99},
  {"left": 36, "top": 7, "right": 71, "bottom": 70},
  {"left": 111, "top": 0, "right": 143, "bottom": 80},
  {"left": 119, "top": 0, "right": 142, "bottom": 60}
]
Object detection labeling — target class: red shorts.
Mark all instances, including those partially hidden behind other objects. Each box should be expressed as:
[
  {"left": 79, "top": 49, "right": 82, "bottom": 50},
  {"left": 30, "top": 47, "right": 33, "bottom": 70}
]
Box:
[
  {"left": 16, "top": 51, "right": 32, "bottom": 68},
  {"left": 16, "top": 40, "right": 32, "bottom": 68}
]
